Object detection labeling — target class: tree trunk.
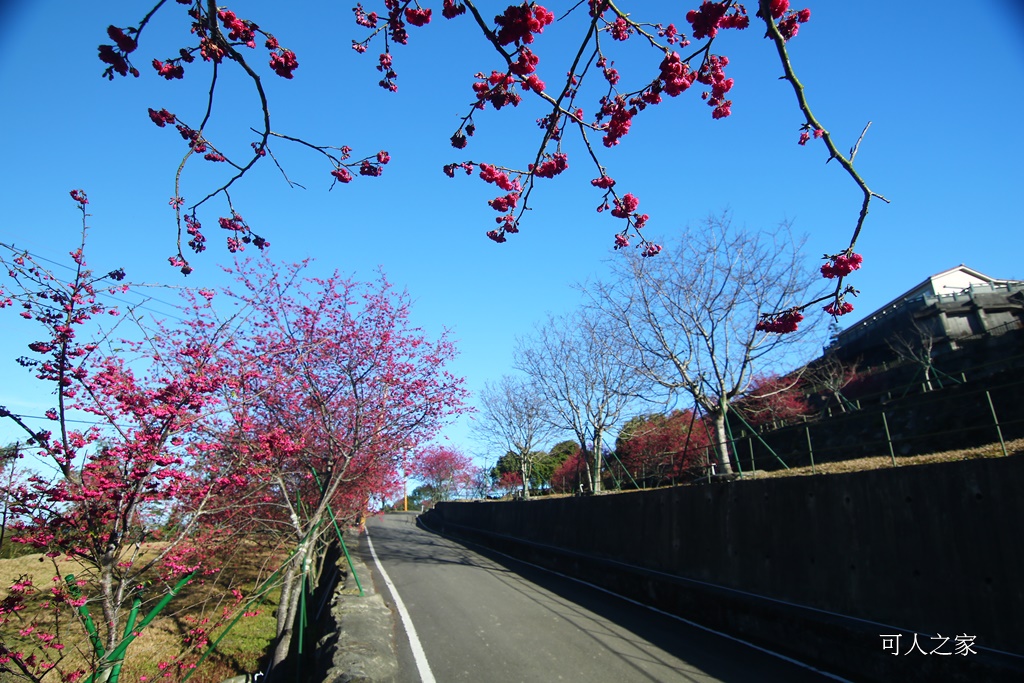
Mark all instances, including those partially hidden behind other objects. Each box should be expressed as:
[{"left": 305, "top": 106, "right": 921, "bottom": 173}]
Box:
[
  {"left": 591, "top": 434, "right": 604, "bottom": 493},
  {"left": 580, "top": 443, "right": 594, "bottom": 493},
  {"left": 520, "top": 460, "right": 531, "bottom": 500},
  {"left": 712, "top": 411, "right": 733, "bottom": 475},
  {"left": 268, "top": 544, "right": 308, "bottom": 680},
  {"left": 99, "top": 552, "right": 119, "bottom": 653}
]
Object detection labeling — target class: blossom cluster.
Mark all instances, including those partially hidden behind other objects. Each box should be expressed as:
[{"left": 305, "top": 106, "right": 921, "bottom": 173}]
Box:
[
  {"left": 686, "top": 1, "right": 749, "bottom": 40},
  {"left": 698, "top": 55, "right": 733, "bottom": 119},
  {"left": 494, "top": 3, "right": 554, "bottom": 45},
  {"left": 756, "top": 309, "right": 805, "bottom": 334},
  {"left": 98, "top": 25, "right": 139, "bottom": 79},
  {"left": 824, "top": 300, "right": 855, "bottom": 317},
  {"left": 821, "top": 252, "right": 864, "bottom": 279},
  {"left": 798, "top": 127, "right": 825, "bottom": 145}
]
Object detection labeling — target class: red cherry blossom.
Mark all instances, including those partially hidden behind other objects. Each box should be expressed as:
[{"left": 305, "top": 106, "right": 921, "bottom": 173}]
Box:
[
  {"left": 443, "top": 1, "right": 467, "bottom": 19},
  {"left": 106, "top": 25, "right": 136, "bottom": 54},
  {"left": 353, "top": 4, "right": 378, "bottom": 28},
  {"left": 494, "top": 3, "right": 554, "bottom": 46},
  {"left": 823, "top": 301, "right": 854, "bottom": 316},
  {"left": 609, "top": 17, "right": 632, "bottom": 41},
  {"left": 269, "top": 49, "right": 299, "bottom": 78},
  {"left": 405, "top": 7, "right": 432, "bottom": 27},
  {"left": 820, "top": 252, "right": 863, "bottom": 279},
  {"left": 532, "top": 153, "right": 568, "bottom": 178},
  {"left": 755, "top": 309, "right": 804, "bottom": 334},
  {"left": 152, "top": 59, "right": 184, "bottom": 79},
  {"left": 610, "top": 192, "right": 639, "bottom": 218}
]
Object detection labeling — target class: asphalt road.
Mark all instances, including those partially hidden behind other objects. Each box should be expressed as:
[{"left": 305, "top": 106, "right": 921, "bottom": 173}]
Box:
[{"left": 362, "top": 512, "right": 849, "bottom": 683}]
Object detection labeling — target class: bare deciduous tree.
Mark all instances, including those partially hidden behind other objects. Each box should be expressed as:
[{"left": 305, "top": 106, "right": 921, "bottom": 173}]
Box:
[
  {"left": 807, "top": 352, "right": 861, "bottom": 414},
  {"left": 887, "top": 317, "right": 940, "bottom": 392},
  {"left": 515, "top": 310, "right": 651, "bottom": 493},
  {"left": 591, "top": 214, "right": 822, "bottom": 475},
  {"left": 473, "top": 375, "right": 557, "bottom": 500}
]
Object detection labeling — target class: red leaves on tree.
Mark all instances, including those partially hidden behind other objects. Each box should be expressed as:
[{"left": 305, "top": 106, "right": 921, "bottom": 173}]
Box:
[
  {"left": 549, "top": 449, "right": 587, "bottom": 494},
  {"left": 733, "top": 374, "right": 811, "bottom": 429},
  {"left": 617, "top": 411, "right": 709, "bottom": 484}
]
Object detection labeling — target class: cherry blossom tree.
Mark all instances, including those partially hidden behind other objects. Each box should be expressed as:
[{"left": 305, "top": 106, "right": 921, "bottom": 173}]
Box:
[
  {"left": 407, "top": 445, "right": 475, "bottom": 502},
  {"left": 549, "top": 448, "right": 587, "bottom": 494},
  {"left": 732, "top": 373, "right": 812, "bottom": 429},
  {"left": 98, "top": 0, "right": 881, "bottom": 324},
  {"left": 205, "top": 257, "right": 467, "bottom": 674},
  {"left": 615, "top": 410, "right": 710, "bottom": 486},
  {"left": 0, "top": 197, "right": 467, "bottom": 681},
  {"left": 0, "top": 193, "right": 255, "bottom": 681}
]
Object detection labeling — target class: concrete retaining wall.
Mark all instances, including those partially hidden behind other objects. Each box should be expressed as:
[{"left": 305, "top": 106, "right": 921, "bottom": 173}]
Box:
[{"left": 426, "top": 455, "right": 1024, "bottom": 682}]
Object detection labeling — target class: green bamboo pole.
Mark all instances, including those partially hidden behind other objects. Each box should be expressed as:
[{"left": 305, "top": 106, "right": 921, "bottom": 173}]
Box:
[
  {"left": 730, "top": 411, "right": 790, "bottom": 470},
  {"left": 606, "top": 449, "right": 638, "bottom": 490},
  {"left": 310, "top": 469, "right": 364, "bottom": 597},
  {"left": 182, "top": 527, "right": 325, "bottom": 683},
  {"left": 181, "top": 579, "right": 278, "bottom": 682},
  {"left": 805, "top": 426, "right": 816, "bottom": 474},
  {"left": 986, "top": 391, "right": 1008, "bottom": 457},
  {"left": 85, "top": 571, "right": 196, "bottom": 683},
  {"left": 65, "top": 575, "right": 105, "bottom": 661},
  {"left": 881, "top": 411, "right": 897, "bottom": 466},
  {"left": 108, "top": 596, "right": 142, "bottom": 683}
]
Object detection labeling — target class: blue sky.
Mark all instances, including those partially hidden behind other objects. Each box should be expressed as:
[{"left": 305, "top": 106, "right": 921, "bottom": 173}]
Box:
[{"left": 1, "top": 1, "right": 1023, "bottom": 466}]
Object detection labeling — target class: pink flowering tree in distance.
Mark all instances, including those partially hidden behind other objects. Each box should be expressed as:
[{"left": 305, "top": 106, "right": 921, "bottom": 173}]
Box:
[
  {"left": 407, "top": 445, "right": 476, "bottom": 502},
  {"left": 615, "top": 410, "right": 711, "bottom": 487},
  {"left": 100, "top": 0, "right": 883, "bottom": 326}
]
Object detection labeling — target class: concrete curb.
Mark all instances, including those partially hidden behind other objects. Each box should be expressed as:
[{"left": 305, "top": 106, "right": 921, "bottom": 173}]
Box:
[{"left": 316, "top": 533, "right": 401, "bottom": 683}]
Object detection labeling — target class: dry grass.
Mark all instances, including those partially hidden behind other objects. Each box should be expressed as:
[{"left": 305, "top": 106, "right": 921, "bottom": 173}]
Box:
[
  {"left": 742, "top": 436, "right": 1024, "bottom": 479},
  {"left": 0, "top": 538, "right": 285, "bottom": 683},
  {"left": 508, "top": 438, "right": 1024, "bottom": 501}
]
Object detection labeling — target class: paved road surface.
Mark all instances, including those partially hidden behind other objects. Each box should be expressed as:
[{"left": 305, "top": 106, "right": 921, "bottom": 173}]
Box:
[{"left": 362, "top": 512, "right": 848, "bottom": 683}]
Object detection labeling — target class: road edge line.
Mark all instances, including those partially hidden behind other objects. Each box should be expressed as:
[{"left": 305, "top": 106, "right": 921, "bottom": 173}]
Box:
[{"left": 365, "top": 527, "right": 436, "bottom": 683}]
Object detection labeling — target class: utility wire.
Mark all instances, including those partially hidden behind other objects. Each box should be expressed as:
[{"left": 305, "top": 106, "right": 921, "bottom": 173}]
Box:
[{"left": 0, "top": 241, "right": 194, "bottom": 323}]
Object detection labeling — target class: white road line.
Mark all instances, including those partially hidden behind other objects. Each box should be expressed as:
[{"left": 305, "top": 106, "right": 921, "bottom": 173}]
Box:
[{"left": 365, "top": 527, "right": 436, "bottom": 683}]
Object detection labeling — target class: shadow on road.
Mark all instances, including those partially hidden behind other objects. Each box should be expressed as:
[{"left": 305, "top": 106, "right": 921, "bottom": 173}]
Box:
[{"left": 370, "top": 511, "right": 841, "bottom": 683}]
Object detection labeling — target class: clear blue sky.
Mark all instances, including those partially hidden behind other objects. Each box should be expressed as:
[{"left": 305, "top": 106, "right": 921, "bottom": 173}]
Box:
[{"left": 1, "top": 1, "right": 1023, "bottom": 466}]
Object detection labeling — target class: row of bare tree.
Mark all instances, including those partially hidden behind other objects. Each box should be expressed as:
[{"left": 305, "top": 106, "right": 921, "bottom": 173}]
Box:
[{"left": 475, "top": 214, "right": 826, "bottom": 495}]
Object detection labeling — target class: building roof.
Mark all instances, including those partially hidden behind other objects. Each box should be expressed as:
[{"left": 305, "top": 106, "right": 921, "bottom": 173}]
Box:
[{"left": 835, "top": 265, "right": 1021, "bottom": 345}]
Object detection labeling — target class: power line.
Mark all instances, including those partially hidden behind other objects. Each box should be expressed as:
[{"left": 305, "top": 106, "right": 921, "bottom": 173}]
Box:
[{"left": 0, "top": 241, "right": 198, "bottom": 323}]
